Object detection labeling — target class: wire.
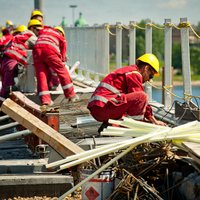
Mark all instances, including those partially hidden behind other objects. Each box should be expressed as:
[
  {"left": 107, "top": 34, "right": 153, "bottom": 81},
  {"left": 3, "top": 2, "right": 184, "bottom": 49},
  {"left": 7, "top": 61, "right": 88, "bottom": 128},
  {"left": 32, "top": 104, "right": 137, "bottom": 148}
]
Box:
[{"left": 161, "top": 100, "right": 177, "bottom": 122}]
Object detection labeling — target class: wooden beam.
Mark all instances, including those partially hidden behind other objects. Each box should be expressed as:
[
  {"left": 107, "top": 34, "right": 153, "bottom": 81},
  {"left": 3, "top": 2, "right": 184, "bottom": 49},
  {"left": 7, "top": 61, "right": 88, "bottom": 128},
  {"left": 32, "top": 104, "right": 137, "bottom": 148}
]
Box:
[{"left": 1, "top": 98, "right": 84, "bottom": 157}]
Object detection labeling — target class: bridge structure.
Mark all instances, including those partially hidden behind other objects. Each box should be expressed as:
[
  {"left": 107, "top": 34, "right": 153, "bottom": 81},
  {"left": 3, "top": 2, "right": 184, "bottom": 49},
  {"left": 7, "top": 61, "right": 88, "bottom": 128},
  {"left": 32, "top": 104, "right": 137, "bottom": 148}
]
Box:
[{"left": 1, "top": 17, "right": 200, "bottom": 198}]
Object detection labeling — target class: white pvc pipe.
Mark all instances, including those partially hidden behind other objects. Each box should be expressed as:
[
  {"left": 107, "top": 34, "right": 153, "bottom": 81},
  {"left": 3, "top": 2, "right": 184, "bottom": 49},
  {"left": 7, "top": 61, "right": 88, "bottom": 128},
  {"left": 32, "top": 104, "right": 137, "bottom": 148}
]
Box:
[
  {"left": 58, "top": 144, "right": 141, "bottom": 200},
  {"left": 47, "top": 121, "right": 169, "bottom": 169},
  {"left": 59, "top": 128, "right": 169, "bottom": 170},
  {"left": 58, "top": 125, "right": 170, "bottom": 199},
  {"left": 69, "top": 61, "right": 80, "bottom": 75},
  {"left": 46, "top": 140, "right": 122, "bottom": 169}
]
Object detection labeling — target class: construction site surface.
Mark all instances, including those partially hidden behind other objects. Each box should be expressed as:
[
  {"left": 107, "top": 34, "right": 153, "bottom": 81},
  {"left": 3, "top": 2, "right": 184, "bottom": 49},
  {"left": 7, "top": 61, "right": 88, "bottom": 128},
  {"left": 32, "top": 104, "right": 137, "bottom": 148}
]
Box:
[{"left": 1, "top": 81, "right": 200, "bottom": 200}]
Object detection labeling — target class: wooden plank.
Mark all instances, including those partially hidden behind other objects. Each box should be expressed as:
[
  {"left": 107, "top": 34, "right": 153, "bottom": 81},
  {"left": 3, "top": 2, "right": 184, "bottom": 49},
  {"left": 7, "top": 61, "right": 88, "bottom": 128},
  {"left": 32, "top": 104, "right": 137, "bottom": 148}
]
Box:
[
  {"left": 10, "top": 92, "right": 41, "bottom": 112},
  {"left": 1, "top": 98, "right": 84, "bottom": 157}
]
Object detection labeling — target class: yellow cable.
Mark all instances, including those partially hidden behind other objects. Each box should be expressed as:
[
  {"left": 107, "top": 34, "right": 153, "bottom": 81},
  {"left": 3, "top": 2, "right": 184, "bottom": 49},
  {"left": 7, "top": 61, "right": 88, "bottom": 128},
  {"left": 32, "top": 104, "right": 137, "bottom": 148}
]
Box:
[
  {"left": 147, "top": 81, "right": 163, "bottom": 90},
  {"left": 151, "top": 23, "right": 165, "bottom": 30},
  {"left": 147, "top": 81, "right": 184, "bottom": 100},
  {"left": 122, "top": 24, "right": 129, "bottom": 30},
  {"left": 178, "top": 22, "right": 190, "bottom": 28},
  {"left": 116, "top": 24, "right": 123, "bottom": 30},
  {"left": 134, "top": 24, "right": 145, "bottom": 30},
  {"left": 105, "top": 24, "right": 116, "bottom": 36},
  {"left": 172, "top": 24, "right": 180, "bottom": 30},
  {"left": 184, "top": 93, "right": 200, "bottom": 99},
  {"left": 189, "top": 24, "right": 200, "bottom": 39},
  {"left": 163, "top": 86, "right": 184, "bottom": 100}
]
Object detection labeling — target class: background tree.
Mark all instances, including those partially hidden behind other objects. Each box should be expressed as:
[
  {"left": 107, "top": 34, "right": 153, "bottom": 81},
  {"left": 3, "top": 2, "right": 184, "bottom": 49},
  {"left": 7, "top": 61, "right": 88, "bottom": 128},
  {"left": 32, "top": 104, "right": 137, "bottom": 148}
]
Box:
[
  {"left": 136, "top": 19, "right": 164, "bottom": 67},
  {"left": 190, "top": 45, "right": 200, "bottom": 74},
  {"left": 172, "top": 42, "right": 182, "bottom": 71}
]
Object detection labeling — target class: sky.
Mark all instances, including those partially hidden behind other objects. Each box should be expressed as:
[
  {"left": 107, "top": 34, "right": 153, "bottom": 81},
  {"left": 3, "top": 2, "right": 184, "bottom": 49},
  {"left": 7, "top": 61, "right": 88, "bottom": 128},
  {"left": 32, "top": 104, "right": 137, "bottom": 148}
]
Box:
[{"left": 0, "top": 0, "right": 200, "bottom": 27}]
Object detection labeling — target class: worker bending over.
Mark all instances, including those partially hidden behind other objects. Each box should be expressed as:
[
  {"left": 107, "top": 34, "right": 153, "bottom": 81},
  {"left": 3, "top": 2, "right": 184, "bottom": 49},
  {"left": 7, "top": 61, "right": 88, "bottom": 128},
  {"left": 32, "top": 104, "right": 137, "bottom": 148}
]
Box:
[
  {"left": 32, "top": 26, "right": 78, "bottom": 106},
  {"left": 0, "top": 19, "right": 43, "bottom": 98},
  {"left": 87, "top": 53, "right": 166, "bottom": 131}
]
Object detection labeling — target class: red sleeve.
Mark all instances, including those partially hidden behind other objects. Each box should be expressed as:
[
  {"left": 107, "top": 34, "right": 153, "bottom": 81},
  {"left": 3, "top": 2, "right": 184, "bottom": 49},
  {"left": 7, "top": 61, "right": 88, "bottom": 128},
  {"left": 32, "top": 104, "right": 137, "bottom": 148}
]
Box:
[
  {"left": 125, "top": 71, "right": 144, "bottom": 93},
  {"left": 126, "top": 71, "right": 153, "bottom": 118},
  {"left": 145, "top": 105, "right": 153, "bottom": 119}
]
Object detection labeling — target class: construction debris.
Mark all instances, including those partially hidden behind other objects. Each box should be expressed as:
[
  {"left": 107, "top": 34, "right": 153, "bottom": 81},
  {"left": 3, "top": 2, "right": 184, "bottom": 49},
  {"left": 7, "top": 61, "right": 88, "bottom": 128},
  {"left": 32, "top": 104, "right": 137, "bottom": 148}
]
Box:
[{"left": 1, "top": 92, "right": 200, "bottom": 200}]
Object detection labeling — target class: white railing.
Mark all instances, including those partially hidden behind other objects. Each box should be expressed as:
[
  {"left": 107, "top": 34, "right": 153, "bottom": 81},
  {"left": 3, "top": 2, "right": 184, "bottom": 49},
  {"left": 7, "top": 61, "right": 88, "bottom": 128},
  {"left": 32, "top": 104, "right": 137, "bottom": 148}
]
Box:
[{"left": 18, "top": 18, "right": 193, "bottom": 110}]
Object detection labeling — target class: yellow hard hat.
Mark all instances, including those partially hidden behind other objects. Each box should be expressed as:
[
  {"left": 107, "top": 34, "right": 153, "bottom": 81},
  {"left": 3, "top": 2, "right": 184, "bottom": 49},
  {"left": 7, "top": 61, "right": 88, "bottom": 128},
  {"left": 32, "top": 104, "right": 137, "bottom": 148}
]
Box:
[
  {"left": 28, "top": 19, "right": 43, "bottom": 29},
  {"left": 1, "top": 26, "right": 6, "bottom": 32},
  {"left": 54, "top": 26, "right": 65, "bottom": 36},
  {"left": 16, "top": 25, "right": 28, "bottom": 33},
  {"left": 31, "top": 9, "right": 43, "bottom": 19},
  {"left": 137, "top": 53, "right": 159, "bottom": 73},
  {"left": 6, "top": 20, "right": 13, "bottom": 27}
]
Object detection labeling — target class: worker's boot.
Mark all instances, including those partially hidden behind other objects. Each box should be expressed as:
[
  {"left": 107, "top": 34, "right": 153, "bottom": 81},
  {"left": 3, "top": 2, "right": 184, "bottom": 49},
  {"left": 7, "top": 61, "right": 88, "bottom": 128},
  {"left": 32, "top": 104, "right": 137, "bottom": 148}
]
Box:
[
  {"left": 98, "top": 122, "right": 110, "bottom": 134},
  {"left": 67, "top": 94, "right": 80, "bottom": 103},
  {"left": 40, "top": 101, "right": 60, "bottom": 113}
]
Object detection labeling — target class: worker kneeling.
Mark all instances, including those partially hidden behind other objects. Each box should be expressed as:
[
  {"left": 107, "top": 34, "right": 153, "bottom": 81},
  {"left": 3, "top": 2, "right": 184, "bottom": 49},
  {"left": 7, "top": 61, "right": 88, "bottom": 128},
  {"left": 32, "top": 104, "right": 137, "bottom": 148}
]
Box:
[{"left": 87, "top": 53, "right": 166, "bottom": 131}]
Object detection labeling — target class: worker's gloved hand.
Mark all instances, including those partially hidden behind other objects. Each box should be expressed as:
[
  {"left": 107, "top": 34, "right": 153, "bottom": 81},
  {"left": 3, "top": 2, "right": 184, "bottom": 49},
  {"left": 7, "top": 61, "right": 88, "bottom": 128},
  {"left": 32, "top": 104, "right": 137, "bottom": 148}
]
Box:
[{"left": 67, "top": 94, "right": 80, "bottom": 103}]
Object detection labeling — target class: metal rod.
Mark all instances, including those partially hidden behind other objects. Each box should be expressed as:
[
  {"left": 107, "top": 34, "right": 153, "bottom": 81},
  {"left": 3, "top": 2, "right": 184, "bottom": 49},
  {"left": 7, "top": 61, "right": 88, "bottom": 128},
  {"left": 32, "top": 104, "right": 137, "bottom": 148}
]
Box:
[
  {"left": 0, "top": 115, "right": 10, "bottom": 122},
  {"left": 0, "top": 129, "right": 31, "bottom": 143},
  {"left": 0, "top": 121, "right": 19, "bottom": 131}
]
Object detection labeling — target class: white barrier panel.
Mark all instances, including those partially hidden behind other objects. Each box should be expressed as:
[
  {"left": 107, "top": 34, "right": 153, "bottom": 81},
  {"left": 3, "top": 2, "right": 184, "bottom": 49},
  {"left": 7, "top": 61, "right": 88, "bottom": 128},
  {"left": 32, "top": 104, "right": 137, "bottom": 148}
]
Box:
[
  {"left": 64, "top": 25, "right": 110, "bottom": 76},
  {"left": 18, "top": 50, "right": 36, "bottom": 93}
]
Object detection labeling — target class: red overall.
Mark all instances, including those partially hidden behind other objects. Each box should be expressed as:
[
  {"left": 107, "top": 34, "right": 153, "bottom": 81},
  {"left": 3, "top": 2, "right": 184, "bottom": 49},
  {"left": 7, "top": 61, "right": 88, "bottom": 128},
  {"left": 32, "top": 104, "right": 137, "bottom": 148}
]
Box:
[
  {"left": 87, "top": 65, "right": 153, "bottom": 122},
  {"left": 0, "top": 31, "right": 36, "bottom": 98},
  {"left": 32, "top": 27, "right": 75, "bottom": 105},
  {"left": 0, "top": 34, "right": 13, "bottom": 53}
]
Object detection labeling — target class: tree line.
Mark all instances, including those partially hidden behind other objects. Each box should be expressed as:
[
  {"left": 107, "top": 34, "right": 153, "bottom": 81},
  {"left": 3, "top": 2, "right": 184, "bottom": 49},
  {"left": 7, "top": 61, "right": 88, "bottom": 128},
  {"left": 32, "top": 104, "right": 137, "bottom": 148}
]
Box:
[{"left": 135, "top": 20, "right": 200, "bottom": 75}]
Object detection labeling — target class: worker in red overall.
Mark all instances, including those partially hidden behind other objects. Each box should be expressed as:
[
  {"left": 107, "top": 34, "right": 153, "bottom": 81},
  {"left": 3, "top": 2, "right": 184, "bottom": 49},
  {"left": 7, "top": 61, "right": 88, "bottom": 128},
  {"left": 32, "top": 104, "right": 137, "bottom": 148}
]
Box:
[
  {"left": 32, "top": 26, "right": 77, "bottom": 106},
  {"left": 30, "top": 10, "right": 60, "bottom": 90},
  {"left": 87, "top": 53, "right": 166, "bottom": 131},
  {"left": 0, "top": 34, "right": 13, "bottom": 57},
  {"left": 0, "top": 19, "right": 43, "bottom": 98}
]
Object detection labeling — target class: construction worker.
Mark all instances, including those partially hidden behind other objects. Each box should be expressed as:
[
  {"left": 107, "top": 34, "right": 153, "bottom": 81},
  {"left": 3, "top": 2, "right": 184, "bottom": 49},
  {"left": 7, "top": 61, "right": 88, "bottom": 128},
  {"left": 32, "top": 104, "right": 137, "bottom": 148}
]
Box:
[
  {"left": 12, "top": 25, "right": 27, "bottom": 36},
  {"left": 30, "top": 9, "right": 60, "bottom": 90},
  {"left": 1, "top": 26, "right": 10, "bottom": 36},
  {"left": 0, "top": 20, "right": 43, "bottom": 98},
  {"left": 87, "top": 53, "right": 166, "bottom": 131},
  {"left": 0, "top": 31, "right": 13, "bottom": 55},
  {"left": 30, "top": 9, "right": 44, "bottom": 25},
  {"left": 0, "top": 25, "right": 28, "bottom": 57},
  {"left": 5, "top": 20, "right": 14, "bottom": 35},
  {"left": 32, "top": 26, "right": 78, "bottom": 106}
]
